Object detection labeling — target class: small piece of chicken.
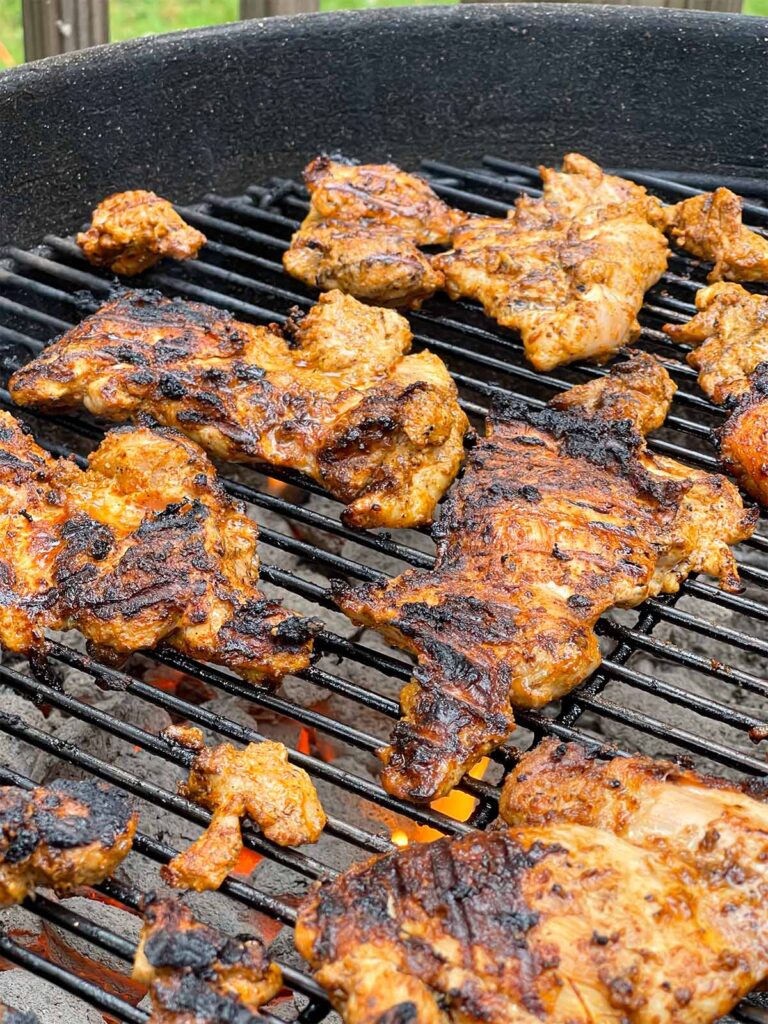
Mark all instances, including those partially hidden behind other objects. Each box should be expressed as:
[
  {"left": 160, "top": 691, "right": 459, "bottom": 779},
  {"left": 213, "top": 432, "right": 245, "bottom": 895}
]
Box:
[
  {"left": 9, "top": 289, "right": 467, "bottom": 530},
  {"left": 76, "top": 190, "right": 206, "bottom": 276},
  {"left": 0, "top": 411, "right": 316, "bottom": 682},
  {"left": 0, "top": 780, "right": 136, "bottom": 906},
  {"left": 133, "top": 896, "right": 282, "bottom": 1024},
  {"left": 334, "top": 354, "right": 756, "bottom": 803},
  {"left": 662, "top": 187, "right": 768, "bottom": 283},
  {"left": 434, "top": 211, "right": 669, "bottom": 371},
  {"left": 161, "top": 725, "right": 326, "bottom": 892},
  {"left": 283, "top": 156, "right": 466, "bottom": 308},
  {"left": 298, "top": 745, "right": 768, "bottom": 1024},
  {"left": 0, "top": 1006, "right": 39, "bottom": 1024},
  {"left": 664, "top": 281, "right": 768, "bottom": 504}
]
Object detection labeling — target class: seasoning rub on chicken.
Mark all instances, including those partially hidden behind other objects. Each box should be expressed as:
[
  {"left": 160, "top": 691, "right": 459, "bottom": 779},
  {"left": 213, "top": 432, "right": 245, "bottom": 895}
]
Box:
[
  {"left": 283, "top": 156, "right": 466, "bottom": 308},
  {"left": 9, "top": 289, "right": 468, "bottom": 530},
  {"left": 77, "top": 190, "right": 206, "bottom": 276},
  {"left": 133, "top": 896, "right": 282, "bottom": 1024},
  {"left": 297, "top": 741, "right": 768, "bottom": 1024},
  {"left": 0, "top": 780, "right": 136, "bottom": 906},
  {"left": 335, "top": 353, "right": 755, "bottom": 803},
  {"left": 161, "top": 725, "right": 326, "bottom": 892},
  {"left": 664, "top": 282, "right": 768, "bottom": 505},
  {"left": 0, "top": 412, "right": 316, "bottom": 682}
]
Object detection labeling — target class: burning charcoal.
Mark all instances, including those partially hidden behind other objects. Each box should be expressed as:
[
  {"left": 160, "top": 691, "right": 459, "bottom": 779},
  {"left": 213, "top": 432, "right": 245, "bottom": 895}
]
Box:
[{"left": 0, "top": 971, "right": 104, "bottom": 1023}]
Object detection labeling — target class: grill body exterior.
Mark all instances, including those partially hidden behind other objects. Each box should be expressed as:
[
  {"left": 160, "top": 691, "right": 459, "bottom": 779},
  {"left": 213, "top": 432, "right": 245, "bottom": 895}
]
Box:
[{"left": 1, "top": 4, "right": 768, "bottom": 245}]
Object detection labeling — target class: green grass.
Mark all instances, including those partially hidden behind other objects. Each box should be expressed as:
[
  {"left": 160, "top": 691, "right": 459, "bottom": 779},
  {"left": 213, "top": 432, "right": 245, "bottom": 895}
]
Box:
[{"left": 1, "top": 0, "right": 764, "bottom": 68}]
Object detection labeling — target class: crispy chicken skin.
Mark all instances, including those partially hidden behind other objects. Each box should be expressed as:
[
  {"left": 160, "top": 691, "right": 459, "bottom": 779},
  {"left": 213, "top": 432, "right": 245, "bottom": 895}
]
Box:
[
  {"left": 662, "top": 188, "right": 768, "bottom": 283},
  {"left": 9, "top": 289, "right": 468, "bottom": 530},
  {"left": 297, "top": 746, "right": 768, "bottom": 1024},
  {"left": 283, "top": 156, "right": 466, "bottom": 308},
  {"left": 133, "top": 896, "right": 282, "bottom": 1023},
  {"left": 77, "top": 190, "right": 206, "bottom": 276},
  {"left": 334, "top": 354, "right": 755, "bottom": 803},
  {"left": 664, "top": 282, "right": 768, "bottom": 504},
  {"left": 161, "top": 725, "right": 326, "bottom": 892},
  {"left": 0, "top": 780, "right": 136, "bottom": 905},
  {"left": 434, "top": 154, "right": 669, "bottom": 371},
  {"left": 0, "top": 412, "right": 316, "bottom": 681}
]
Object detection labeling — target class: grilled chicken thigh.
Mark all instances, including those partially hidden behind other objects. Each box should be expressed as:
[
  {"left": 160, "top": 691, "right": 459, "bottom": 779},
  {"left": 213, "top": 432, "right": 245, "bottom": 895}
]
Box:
[
  {"left": 664, "top": 282, "right": 768, "bottom": 504},
  {"left": 9, "top": 289, "right": 468, "bottom": 530},
  {"left": 0, "top": 412, "right": 315, "bottom": 680},
  {"left": 0, "top": 780, "right": 136, "bottom": 905},
  {"left": 298, "top": 744, "right": 768, "bottom": 1024},
  {"left": 161, "top": 725, "right": 326, "bottom": 892},
  {"left": 283, "top": 156, "right": 467, "bottom": 307},
  {"left": 134, "top": 896, "right": 282, "bottom": 1023},
  {"left": 77, "top": 190, "right": 206, "bottom": 276},
  {"left": 335, "top": 354, "right": 755, "bottom": 803}
]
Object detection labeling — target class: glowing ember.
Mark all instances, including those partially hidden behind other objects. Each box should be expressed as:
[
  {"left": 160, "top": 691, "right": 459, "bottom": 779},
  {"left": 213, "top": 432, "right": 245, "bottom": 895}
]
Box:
[
  {"left": 391, "top": 757, "right": 490, "bottom": 846},
  {"left": 234, "top": 847, "right": 263, "bottom": 877}
]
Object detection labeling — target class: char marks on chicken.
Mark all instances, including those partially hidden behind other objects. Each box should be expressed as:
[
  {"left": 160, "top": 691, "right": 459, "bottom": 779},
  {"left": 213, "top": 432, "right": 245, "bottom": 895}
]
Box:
[
  {"left": 0, "top": 411, "right": 315, "bottom": 681},
  {"left": 297, "top": 741, "right": 768, "bottom": 1024},
  {"left": 334, "top": 353, "right": 755, "bottom": 803},
  {"left": 664, "top": 282, "right": 768, "bottom": 505},
  {"left": 161, "top": 725, "right": 326, "bottom": 892},
  {"left": 0, "top": 780, "right": 136, "bottom": 905},
  {"left": 133, "top": 896, "right": 282, "bottom": 1023},
  {"left": 9, "top": 289, "right": 468, "bottom": 530}
]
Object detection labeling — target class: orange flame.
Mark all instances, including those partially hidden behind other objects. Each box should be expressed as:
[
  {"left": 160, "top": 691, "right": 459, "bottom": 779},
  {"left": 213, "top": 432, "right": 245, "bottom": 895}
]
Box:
[
  {"left": 391, "top": 757, "right": 490, "bottom": 846},
  {"left": 234, "top": 846, "right": 263, "bottom": 877}
]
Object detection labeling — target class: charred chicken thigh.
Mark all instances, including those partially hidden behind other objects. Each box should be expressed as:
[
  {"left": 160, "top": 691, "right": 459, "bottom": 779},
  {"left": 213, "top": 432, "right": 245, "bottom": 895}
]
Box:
[
  {"left": 335, "top": 354, "right": 755, "bottom": 803},
  {"left": 77, "top": 190, "right": 206, "bottom": 276},
  {"left": 0, "top": 412, "right": 315, "bottom": 680},
  {"left": 0, "top": 780, "right": 136, "bottom": 905},
  {"left": 297, "top": 743, "right": 768, "bottom": 1024},
  {"left": 161, "top": 725, "right": 326, "bottom": 892},
  {"left": 664, "top": 282, "right": 768, "bottom": 505},
  {"left": 9, "top": 289, "right": 468, "bottom": 530}
]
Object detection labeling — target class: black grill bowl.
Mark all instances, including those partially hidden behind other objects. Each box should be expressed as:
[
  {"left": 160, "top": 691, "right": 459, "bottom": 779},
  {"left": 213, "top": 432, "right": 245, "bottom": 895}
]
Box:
[{"left": 2, "top": 3, "right": 768, "bottom": 246}]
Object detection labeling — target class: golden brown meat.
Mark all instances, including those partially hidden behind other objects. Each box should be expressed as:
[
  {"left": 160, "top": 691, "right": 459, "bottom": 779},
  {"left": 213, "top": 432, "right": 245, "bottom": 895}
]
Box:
[
  {"left": 9, "top": 289, "right": 468, "bottom": 530},
  {"left": 161, "top": 725, "right": 326, "bottom": 892},
  {"left": 76, "top": 190, "right": 206, "bottom": 276},
  {"left": 283, "top": 156, "right": 466, "bottom": 308},
  {"left": 133, "top": 896, "right": 282, "bottom": 1024},
  {"left": 664, "top": 282, "right": 768, "bottom": 505},
  {"left": 0, "top": 780, "right": 136, "bottom": 906},
  {"left": 0, "top": 1007, "right": 39, "bottom": 1024},
  {"left": 663, "top": 188, "right": 768, "bottom": 282},
  {"left": 0, "top": 411, "right": 316, "bottom": 681},
  {"left": 298, "top": 746, "right": 768, "bottom": 1024},
  {"left": 334, "top": 354, "right": 755, "bottom": 803}
]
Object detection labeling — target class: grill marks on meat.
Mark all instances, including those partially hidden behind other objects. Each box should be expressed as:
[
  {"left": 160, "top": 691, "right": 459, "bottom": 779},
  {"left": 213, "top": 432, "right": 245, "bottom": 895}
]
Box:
[
  {"left": 664, "top": 282, "right": 768, "bottom": 505},
  {"left": 77, "top": 190, "right": 206, "bottom": 276},
  {"left": 334, "top": 354, "right": 755, "bottom": 803},
  {"left": 0, "top": 780, "right": 136, "bottom": 905},
  {"left": 133, "top": 896, "right": 282, "bottom": 1023},
  {"left": 161, "top": 725, "right": 326, "bottom": 892},
  {"left": 434, "top": 154, "right": 670, "bottom": 371},
  {"left": 662, "top": 188, "right": 768, "bottom": 283},
  {"left": 9, "top": 289, "right": 468, "bottom": 530},
  {"left": 298, "top": 745, "right": 768, "bottom": 1024},
  {"left": 0, "top": 412, "right": 316, "bottom": 682},
  {"left": 283, "top": 156, "right": 466, "bottom": 308}
]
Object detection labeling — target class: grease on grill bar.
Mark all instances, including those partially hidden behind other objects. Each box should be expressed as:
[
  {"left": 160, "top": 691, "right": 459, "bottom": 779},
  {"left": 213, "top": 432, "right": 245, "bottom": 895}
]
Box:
[{"left": 0, "top": 157, "right": 767, "bottom": 1024}]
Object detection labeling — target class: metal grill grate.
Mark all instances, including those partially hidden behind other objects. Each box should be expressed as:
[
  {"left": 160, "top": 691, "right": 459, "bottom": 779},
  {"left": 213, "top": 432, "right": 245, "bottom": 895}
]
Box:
[{"left": 0, "top": 158, "right": 767, "bottom": 1024}]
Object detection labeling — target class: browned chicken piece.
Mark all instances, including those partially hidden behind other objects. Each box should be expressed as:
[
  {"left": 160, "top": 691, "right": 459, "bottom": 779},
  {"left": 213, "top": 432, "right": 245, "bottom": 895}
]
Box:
[
  {"left": 283, "top": 156, "right": 466, "bottom": 308},
  {"left": 662, "top": 188, "right": 768, "bottom": 282},
  {"left": 0, "top": 411, "right": 316, "bottom": 681},
  {"left": 664, "top": 282, "right": 768, "bottom": 505},
  {"left": 537, "top": 152, "right": 667, "bottom": 226},
  {"left": 133, "top": 896, "right": 282, "bottom": 1023},
  {"left": 335, "top": 354, "right": 755, "bottom": 803},
  {"left": 76, "top": 190, "right": 206, "bottom": 276},
  {"left": 0, "top": 780, "right": 136, "bottom": 906},
  {"left": 297, "top": 745, "right": 768, "bottom": 1024},
  {"left": 9, "top": 289, "right": 467, "bottom": 530},
  {"left": 161, "top": 725, "right": 326, "bottom": 892},
  {"left": 0, "top": 1006, "right": 40, "bottom": 1023}
]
